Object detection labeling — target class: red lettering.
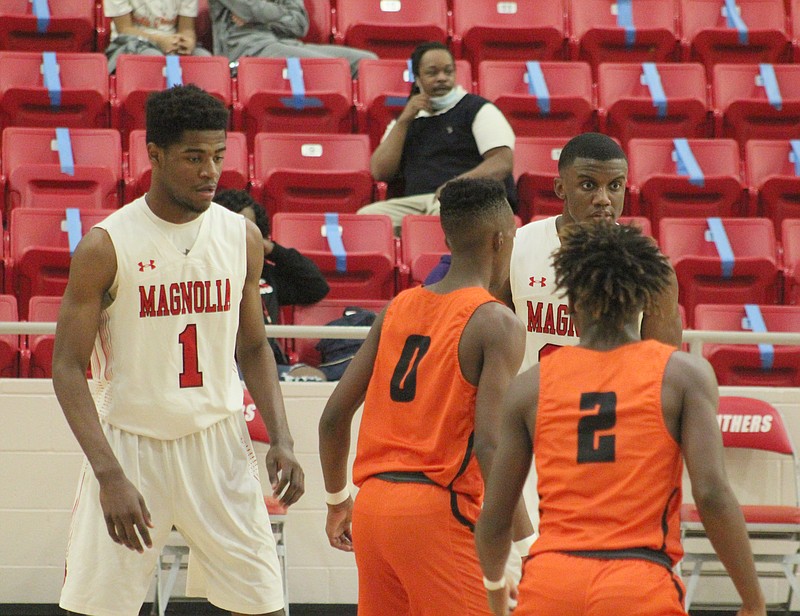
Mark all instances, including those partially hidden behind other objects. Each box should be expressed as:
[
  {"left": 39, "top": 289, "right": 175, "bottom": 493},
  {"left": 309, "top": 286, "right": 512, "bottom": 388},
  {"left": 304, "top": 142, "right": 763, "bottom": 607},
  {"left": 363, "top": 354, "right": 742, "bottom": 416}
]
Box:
[
  {"left": 156, "top": 285, "right": 169, "bottom": 316},
  {"left": 543, "top": 304, "right": 555, "bottom": 335},
  {"left": 139, "top": 286, "right": 156, "bottom": 317}
]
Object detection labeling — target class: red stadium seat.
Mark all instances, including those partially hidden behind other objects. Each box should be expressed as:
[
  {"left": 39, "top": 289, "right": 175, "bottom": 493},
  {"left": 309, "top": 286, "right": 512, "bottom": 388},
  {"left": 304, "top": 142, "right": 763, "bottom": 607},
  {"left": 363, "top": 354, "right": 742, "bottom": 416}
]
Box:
[
  {"left": 694, "top": 303, "right": 800, "bottom": 386},
  {"left": 783, "top": 218, "right": 800, "bottom": 304},
  {"left": 0, "top": 294, "right": 20, "bottom": 377},
  {"left": 303, "top": 0, "right": 332, "bottom": 44},
  {"left": 0, "top": 52, "right": 109, "bottom": 130},
  {"left": 0, "top": 0, "right": 96, "bottom": 53},
  {"left": 333, "top": 0, "right": 448, "bottom": 59},
  {"left": 1, "top": 127, "right": 122, "bottom": 215},
  {"left": 627, "top": 138, "right": 746, "bottom": 231},
  {"left": 680, "top": 0, "right": 791, "bottom": 73},
  {"left": 251, "top": 133, "right": 374, "bottom": 217},
  {"left": 399, "top": 215, "right": 448, "bottom": 288},
  {"left": 514, "top": 136, "right": 568, "bottom": 221},
  {"left": 272, "top": 213, "right": 396, "bottom": 301},
  {"left": 477, "top": 61, "right": 595, "bottom": 139},
  {"left": 712, "top": 64, "right": 800, "bottom": 151},
  {"left": 5, "top": 208, "right": 116, "bottom": 319},
  {"left": 355, "top": 58, "right": 473, "bottom": 150},
  {"left": 569, "top": 0, "right": 680, "bottom": 70},
  {"left": 745, "top": 140, "right": 800, "bottom": 236},
  {"left": 681, "top": 396, "right": 800, "bottom": 612},
  {"left": 451, "top": 0, "right": 567, "bottom": 76},
  {"left": 597, "top": 62, "right": 710, "bottom": 146},
  {"left": 659, "top": 217, "right": 779, "bottom": 326},
  {"left": 234, "top": 57, "right": 353, "bottom": 145},
  {"left": 112, "top": 54, "right": 232, "bottom": 147},
  {"left": 290, "top": 299, "right": 387, "bottom": 366},
  {"left": 125, "top": 130, "right": 248, "bottom": 203},
  {"left": 22, "top": 295, "right": 61, "bottom": 378}
]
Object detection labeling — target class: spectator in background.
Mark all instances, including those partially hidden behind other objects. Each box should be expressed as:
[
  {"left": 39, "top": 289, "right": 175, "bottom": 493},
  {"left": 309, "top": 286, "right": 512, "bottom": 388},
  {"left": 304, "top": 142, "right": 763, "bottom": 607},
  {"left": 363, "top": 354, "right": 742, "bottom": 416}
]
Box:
[
  {"left": 215, "top": 189, "right": 330, "bottom": 374},
  {"left": 359, "top": 41, "right": 516, "bottom": 234},
  {"left": 209, "top": 0, "right": 377, "bottom": 77},
  {"left": 103, "top": 0, "right": 211, "bottom": 74}
]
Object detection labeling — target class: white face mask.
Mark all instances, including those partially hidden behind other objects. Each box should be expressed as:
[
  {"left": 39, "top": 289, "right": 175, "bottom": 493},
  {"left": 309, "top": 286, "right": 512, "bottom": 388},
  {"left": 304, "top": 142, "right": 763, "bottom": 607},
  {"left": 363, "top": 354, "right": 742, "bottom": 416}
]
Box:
[{"left": 428, "top": 87, "right": 461, "bottom": 111}]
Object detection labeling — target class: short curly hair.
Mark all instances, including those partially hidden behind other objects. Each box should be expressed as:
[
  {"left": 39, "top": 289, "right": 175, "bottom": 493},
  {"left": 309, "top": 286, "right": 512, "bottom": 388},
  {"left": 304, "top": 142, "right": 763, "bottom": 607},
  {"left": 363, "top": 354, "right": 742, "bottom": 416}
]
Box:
[
  {"left": 553, "top": 222, "right": 672, "bottom": 332},
  {"left": 557, "top": 132, "right": 627, "bottom": 173},
  {"left": 146, "top": 84, "right": 229, "bottom": 148},
  {"left": 214, "top": 189, "right": 270, "bottom": 238}
]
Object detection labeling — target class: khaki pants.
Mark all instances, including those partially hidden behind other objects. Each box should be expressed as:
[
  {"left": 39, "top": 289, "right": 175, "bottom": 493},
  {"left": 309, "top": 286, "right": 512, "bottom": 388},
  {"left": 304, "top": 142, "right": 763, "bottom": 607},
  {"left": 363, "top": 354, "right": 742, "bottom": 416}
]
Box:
[{"left": 358, "top": 193, "right": 440, "bottom": 234}]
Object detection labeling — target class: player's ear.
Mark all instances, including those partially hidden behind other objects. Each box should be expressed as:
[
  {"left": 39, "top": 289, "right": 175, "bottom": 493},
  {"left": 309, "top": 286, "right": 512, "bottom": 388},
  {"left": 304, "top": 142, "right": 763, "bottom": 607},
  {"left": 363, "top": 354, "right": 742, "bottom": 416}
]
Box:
[
  {"left": 492, "top": 230, "right": 505, "bottom": 252},
  {"left": 554, "top": 176, "right": 566, "bottom": 200},
  {"left": 146, "top": 142, "right": 162, "bottom": 166}
]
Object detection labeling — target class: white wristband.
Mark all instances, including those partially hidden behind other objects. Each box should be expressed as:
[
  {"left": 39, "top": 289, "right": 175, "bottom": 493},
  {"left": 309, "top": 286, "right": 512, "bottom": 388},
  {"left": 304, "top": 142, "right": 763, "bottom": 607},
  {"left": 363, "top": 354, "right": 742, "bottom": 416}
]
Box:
[
  {"left": 513, "top": 533, "right": 537, "bottom": 555},
  {"left": 325, "top": 487, "right": 350, "bottom": 506},
  {"left": 483, "top": 575, "right": 506, "bottom": 591}
]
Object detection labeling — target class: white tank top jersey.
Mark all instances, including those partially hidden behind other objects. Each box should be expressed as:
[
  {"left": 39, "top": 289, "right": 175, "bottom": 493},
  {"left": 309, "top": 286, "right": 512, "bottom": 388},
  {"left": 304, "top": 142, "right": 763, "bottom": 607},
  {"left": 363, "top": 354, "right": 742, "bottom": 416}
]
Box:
[
  {"left": 90, "top": 197, "right": 247, "bottom": 440},
  {"left": 510, "top": 216, "right": 580, "bottom": 372}
]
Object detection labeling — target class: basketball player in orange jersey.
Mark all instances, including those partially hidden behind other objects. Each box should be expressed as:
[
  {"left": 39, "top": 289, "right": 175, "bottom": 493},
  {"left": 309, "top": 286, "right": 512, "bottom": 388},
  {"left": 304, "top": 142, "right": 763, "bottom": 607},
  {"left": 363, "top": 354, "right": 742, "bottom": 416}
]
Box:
[
  {"left": 319, "top": 178, "right": 535, "bottom": 615},
  {"left": 475, "top": 222, "right": 765, "bottom": 616},
  {"left": 54, "top": 85, "right": 302, "bottom": 616}
]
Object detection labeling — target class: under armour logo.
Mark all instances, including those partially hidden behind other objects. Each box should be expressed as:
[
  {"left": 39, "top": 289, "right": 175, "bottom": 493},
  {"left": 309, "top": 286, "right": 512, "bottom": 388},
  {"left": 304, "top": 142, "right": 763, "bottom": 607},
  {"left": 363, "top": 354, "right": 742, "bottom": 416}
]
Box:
[
  {"left": 529, "top": 277, "right": 546, "bottom": 287},
  {"left": 138, "top": 260, "right": 156, "bottom": 271}
]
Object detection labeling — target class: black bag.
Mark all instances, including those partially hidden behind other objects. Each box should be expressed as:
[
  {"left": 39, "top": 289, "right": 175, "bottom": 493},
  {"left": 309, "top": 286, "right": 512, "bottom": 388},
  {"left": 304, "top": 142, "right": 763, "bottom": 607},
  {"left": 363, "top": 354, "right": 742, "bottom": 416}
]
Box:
[{"left": 316, "top": 306, "right": 377, "bottom": 380}]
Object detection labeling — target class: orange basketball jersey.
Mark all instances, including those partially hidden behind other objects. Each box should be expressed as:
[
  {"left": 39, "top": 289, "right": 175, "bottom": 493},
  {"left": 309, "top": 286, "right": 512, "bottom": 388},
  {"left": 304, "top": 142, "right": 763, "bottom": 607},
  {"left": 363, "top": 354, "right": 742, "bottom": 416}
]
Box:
[
  {"left": 353, "top": 286, "right": 497, "bottom": 505},
  {"left": 532, "top": 340, "right": 683, "bottom": 565}
]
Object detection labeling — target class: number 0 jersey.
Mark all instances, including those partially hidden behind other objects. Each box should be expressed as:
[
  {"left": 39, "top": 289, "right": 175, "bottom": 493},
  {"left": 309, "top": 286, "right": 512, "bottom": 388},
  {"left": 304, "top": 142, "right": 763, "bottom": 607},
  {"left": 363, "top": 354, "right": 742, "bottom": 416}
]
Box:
[
  {"left": 511, "top": 216, "right": 580, "bottom": 371},
  {"left": 90, "top": 197, "right": 247, "bottom": 440},
  {"left": 532, "top": 340, "right": 683, "bottom": 565},
  {"left": 352, "top": 286, "right": 497, "bottom": 505}
]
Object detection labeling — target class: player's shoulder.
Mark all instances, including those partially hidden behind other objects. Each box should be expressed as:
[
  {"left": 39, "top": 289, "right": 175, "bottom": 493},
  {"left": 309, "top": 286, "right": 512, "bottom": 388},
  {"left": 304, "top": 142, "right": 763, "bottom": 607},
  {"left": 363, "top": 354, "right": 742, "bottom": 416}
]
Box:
[
  {"left": 472, "top": 299, "right": 525, "bottom": 338},
  {"left": 515, "top": 216, "right": 556, "bottom": 243},
  {"left": 664, "top": 349, "right": 717, "bottom": 388}
]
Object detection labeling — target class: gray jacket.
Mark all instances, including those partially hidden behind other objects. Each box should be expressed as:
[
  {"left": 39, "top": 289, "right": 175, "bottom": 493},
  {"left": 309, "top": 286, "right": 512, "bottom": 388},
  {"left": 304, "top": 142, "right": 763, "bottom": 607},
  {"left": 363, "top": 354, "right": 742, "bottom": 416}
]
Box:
[{"left": 210, "top": 0, "right": 309, "bottom": 60}]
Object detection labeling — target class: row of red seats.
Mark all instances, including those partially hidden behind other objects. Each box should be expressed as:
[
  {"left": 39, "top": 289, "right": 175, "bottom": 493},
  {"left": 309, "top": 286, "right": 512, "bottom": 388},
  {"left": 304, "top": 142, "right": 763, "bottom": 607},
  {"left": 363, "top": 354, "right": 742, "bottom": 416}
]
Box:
[
  {"left": 4, "top": 127, "right": 800, "bottom": 235},
  {"left": 2, "top": 52, "right": 799, "bottom": 155},
  {"left": 1, "top": 209, "right": 798, "bottom": 319},
  {"left": 4, "top": 0, "right": 800, "bottom": 77}
]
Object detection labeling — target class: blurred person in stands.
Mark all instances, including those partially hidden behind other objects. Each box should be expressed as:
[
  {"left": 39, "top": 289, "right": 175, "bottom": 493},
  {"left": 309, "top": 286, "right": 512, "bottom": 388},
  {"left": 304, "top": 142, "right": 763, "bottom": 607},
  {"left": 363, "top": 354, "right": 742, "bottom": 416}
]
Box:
[
  {"left": 103, "top": 0, "right": 211, "bottom": 73},
  {"left": 359, "top": 41, "right": 516, "bottom": 234},
  {"left": 209, "top": 0, "right": 376, "bottom": 77},
  {"left": 54, "top": 85, "right": 302, "bottom": 616},
  {"left": 216, "top": 188, "right": 329, "bottom": 379}
]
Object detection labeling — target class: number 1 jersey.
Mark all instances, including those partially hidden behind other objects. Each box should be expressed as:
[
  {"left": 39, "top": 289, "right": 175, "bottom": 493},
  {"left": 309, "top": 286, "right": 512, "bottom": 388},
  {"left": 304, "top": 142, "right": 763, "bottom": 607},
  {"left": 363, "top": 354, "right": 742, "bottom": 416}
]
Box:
[{"left": 90, "top": 197, "right": 247, "bottom": 440}]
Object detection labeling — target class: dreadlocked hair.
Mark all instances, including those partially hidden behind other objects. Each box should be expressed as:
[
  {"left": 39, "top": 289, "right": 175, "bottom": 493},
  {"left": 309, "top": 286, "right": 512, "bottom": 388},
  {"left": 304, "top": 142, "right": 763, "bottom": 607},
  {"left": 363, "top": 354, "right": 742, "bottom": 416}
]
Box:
[{"left": 553, "top": 222, "right": 672, "bottom": 332}]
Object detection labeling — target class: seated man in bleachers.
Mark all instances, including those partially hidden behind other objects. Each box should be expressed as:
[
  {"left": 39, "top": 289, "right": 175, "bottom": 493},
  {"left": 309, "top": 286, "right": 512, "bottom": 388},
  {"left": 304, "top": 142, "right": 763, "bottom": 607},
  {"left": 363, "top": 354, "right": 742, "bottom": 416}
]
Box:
[
  {"left": 103, "top": 0, "right": 211, "bottom": 74},
  {"left": 215, "top": 189, "right": 330, "bottom": 380},
  {"left": 359, "top": 41, "right": 516, "bottom": 234},
  {"left": 209, "top": 0, "right": 376, "bottom": 77}
]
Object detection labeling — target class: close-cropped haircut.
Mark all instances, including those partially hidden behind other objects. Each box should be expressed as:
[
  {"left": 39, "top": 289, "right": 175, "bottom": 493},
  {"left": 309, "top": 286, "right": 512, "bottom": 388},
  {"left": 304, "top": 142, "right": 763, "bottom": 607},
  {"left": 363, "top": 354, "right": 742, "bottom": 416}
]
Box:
[
  {"left": 214, "top": 189, "right": 270, "bottom": 238},
  {"left": 146, "top": 84, "right": 229, "bottom": 148},
  {"left": 553, "top": 222, "right": 672, "bottom": 332},
  {"left": 439, "top": 178, "right": 510, "bottom": 250},
  {"left": 558, "top": 133, "right": 627, "bottom": 172},
  {"left": 410, "top": 41, "right": 453, "bottom": 78}
]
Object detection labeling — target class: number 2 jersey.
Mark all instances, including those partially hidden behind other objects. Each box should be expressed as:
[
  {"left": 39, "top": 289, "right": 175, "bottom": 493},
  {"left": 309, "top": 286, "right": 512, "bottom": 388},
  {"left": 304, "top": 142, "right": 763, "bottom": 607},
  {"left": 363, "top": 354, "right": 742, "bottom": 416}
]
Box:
[
  {"left": 352, "top": 286, "right": 498, "bottom": 517},
  {"left": 532, "top": 340, "right": 684, "bottom": 566},
  {"left": 511, "top": 216, "right": 579, "bottom": 372},
  {"left": 90, "top": 197, "right": 247, "bottom": 440}
]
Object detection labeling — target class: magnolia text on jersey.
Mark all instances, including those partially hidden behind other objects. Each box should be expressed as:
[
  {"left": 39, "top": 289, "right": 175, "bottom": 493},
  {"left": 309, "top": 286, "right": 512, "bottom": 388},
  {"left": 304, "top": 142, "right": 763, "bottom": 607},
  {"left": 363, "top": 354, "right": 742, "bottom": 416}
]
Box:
[
  {"left": 527, "top": 301, "right": 579, "bottom": 338},
  {"left": 139, "top": 279, "right": 232, "bottom": 318},
  {"left": 717, "top": 414, "right": 773, "bottom": 434}
]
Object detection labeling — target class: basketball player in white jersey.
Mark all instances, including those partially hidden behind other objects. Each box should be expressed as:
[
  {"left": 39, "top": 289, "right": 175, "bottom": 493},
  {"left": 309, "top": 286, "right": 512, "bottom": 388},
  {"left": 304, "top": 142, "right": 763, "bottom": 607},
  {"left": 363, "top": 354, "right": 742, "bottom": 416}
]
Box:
[
  {"left": 54, "top": 85, "right": 303, "bottom": 616},
  {"left": 499, "top": 132, "right": 683, "bottom": 587},
  {"left": 504, "top": 132, "right": 682, "bottom": 370}
]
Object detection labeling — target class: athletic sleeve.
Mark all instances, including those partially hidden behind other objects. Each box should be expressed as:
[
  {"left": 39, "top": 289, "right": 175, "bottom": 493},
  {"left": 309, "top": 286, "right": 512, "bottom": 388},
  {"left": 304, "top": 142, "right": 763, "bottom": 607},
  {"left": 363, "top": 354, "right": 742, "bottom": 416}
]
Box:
[
  {"left": 178, "top": 0, "right": 199, "bottom": 18},
  {"left": 103, "top": 0, "right": 133, "bottom": 18}
]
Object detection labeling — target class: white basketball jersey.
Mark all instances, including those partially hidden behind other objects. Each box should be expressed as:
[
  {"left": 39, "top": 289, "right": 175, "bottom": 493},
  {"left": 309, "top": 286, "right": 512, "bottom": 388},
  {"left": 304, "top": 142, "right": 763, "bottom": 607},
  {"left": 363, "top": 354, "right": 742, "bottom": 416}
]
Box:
[
  {"left": 511, "top": 216, "right": 580, "bottom": 371},
  {"left": 91, "top": 198, "right": 247, "bottom": 439}
]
